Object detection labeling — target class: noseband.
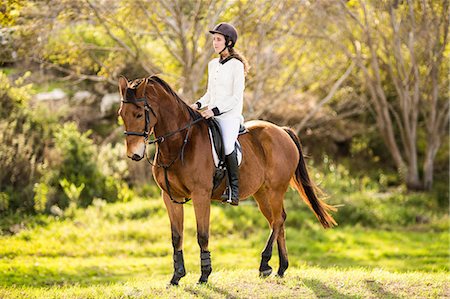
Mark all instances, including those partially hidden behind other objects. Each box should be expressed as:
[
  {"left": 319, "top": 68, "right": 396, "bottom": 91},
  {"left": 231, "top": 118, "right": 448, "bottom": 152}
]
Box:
[{"left": 121, "top": 97, "right": 157, "bottom": 141}]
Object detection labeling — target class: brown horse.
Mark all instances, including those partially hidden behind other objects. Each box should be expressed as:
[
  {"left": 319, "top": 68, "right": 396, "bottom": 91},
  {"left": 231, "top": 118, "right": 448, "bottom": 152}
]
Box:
[{"left": 118, "top": 75, "right": 336, "bottom": 285}]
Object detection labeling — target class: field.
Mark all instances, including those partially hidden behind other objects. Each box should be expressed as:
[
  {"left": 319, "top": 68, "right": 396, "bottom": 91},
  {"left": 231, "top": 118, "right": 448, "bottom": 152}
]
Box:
[{"left": 0, "top": 196, "right": 448, "bottom": 298}]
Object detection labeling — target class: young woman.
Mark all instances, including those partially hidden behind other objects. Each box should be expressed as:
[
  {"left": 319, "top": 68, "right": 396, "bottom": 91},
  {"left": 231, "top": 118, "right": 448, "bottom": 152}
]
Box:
[{"left": 190, "top": 22, "right": 250, "bottom": 206}]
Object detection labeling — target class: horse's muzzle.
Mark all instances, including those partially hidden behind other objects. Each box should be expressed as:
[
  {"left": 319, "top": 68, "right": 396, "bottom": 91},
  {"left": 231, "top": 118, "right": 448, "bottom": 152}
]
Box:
[{"left": 131, "top": 154, "right": 143, "bottom": 161}]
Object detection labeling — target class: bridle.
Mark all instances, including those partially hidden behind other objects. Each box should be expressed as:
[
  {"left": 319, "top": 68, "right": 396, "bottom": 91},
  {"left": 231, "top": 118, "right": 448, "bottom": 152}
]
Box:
[
  {"left": 121, "top": 95, "right": 203, "bottom": 146},
  {"left": 121, "top": 97, "right": 156, "bottom": 142},
  {"left": 121, "top": 79, "right": 204, "bottom": 204}
]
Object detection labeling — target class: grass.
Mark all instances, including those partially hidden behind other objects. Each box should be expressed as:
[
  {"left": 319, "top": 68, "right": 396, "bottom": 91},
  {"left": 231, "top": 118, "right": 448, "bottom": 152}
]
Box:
[
  {"left": 0, "top": 269, "right": 447, "bottom": 299},
  {"left": 0, "top": 197, "right": 448, "bottom": 298}
]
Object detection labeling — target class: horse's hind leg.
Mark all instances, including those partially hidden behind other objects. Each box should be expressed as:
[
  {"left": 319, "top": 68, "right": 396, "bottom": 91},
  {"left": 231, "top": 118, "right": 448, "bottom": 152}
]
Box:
[
  {"left": 254, "top": 188, "right": 287, "bottom": 277},
  {"left": 162, "top": 192, "right": 186, "bottom": 286},
  {"left": 276, "top": 207, "right": 289, "bottom": 277}
]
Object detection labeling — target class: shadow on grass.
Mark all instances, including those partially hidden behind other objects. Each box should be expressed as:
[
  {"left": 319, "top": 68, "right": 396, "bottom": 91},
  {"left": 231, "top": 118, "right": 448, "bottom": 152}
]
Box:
[
  {"left": 301, "top": 279, "right": 359, "bottom": 299},
  {"left": 302, "top": 278, "right": 403, "bottom": 299},
  {"left": 184, "top": 283, "right": 239, "bottom": 299},
  {"left": 364, "top": 280, "right": 402, "bottom": 299}
]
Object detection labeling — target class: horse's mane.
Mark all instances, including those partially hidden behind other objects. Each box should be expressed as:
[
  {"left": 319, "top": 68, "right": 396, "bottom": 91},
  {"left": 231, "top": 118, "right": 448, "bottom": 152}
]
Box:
[{"left": 146, "top": 75, "right": 202, "bottom": 120}]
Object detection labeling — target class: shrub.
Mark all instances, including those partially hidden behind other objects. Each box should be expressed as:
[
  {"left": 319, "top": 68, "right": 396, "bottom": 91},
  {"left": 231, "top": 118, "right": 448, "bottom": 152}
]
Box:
[
  {"left": 44, "top": 122, "right": 121, "bottom": 208},
  {"left": 0, "top": 71, "right": 49, "bottom": 213}
]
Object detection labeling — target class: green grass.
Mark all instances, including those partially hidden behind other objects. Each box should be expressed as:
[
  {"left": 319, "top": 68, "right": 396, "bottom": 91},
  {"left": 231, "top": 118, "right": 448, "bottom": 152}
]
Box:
[
  {"left": 1, "top": 269, "right": 447, "bottom": 299},
  {"left": 0, "top": 197, "right": 448, "bottom": 298}
]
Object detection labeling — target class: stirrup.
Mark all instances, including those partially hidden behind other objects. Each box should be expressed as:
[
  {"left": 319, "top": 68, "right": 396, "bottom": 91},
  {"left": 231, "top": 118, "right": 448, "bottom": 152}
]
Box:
[
  {"left": 221, "top": 187, "right": 239, "bottom": 206},
  {"left": 221, "top": 187, "right": 231, "bottom": 203}
]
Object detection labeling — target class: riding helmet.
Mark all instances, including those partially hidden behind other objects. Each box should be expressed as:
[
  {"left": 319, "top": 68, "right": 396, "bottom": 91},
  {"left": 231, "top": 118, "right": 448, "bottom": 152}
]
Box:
[{"left": 209, "top": 23, "right": 238, "bottom": 48}]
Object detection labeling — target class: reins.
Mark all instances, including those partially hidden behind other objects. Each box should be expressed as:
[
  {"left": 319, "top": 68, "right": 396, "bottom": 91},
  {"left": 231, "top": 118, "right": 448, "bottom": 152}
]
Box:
[
  {"left": 145, "top": 116, "right": 204, "bottom": 205},
  {"left": 147, "top": 117, "right": 204, "bottom": 147}
]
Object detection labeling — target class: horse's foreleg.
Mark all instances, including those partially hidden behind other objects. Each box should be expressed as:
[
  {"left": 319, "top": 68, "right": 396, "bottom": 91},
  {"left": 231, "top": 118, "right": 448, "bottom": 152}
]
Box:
[
  {"left": 163, "top": 192, "right": 186, "bottom": 286},
  {"left": 192, "top": 193, "right": 212, "bottom": 284}
]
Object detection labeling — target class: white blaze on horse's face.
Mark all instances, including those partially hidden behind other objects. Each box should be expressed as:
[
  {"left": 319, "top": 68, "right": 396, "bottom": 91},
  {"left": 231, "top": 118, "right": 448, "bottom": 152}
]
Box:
[
  {"left": 128, "top": 139, "right": 145, "bottom": 161},
  {"left": 117, "top": 98, "right": 147, "bottom": 161},
  {"left": 118, "top": 76, "right": 156, "bottom": 162},
  {"left": 120, "top": 103, "right": 147, "bottom": 161}
]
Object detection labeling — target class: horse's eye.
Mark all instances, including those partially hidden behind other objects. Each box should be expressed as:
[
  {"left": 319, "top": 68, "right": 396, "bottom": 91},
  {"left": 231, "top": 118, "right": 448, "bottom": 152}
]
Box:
[{"left": 136, "top": 113, "right": 143, "bottom": 119}]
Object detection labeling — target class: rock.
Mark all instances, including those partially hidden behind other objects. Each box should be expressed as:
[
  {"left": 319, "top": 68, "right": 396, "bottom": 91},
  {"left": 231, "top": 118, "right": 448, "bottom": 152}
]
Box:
[
  {"left": 72, "top": 90, "right": 95, "bottom": 104},
  {"left": 415, "top": 215, "right": 430, "bottom": 224},
  {"left": 8, "top": 223, "right": 25, "bottom": 235},
  {"left": 34, "top": 88, "right": 67, "bottom": 102},
  {"left": 50, "top": 205, "right": 64, "bottom": 217},
  {"left": 100, "top": 92, "right": 120, "bottom": 116}
]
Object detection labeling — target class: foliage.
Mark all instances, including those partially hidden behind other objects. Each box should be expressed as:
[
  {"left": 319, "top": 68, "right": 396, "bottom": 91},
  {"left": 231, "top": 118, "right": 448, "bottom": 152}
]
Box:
[
  {"left": 41, "top": 122, "right": 128, "bottom": 209},
  {"left": 315, "top": 0, "right": 449, "bottom": 190},
  {"left": 0, "top": 2, "right": 448, "bottom": 296},
  {"left": 59, "top": 178, "right": 85, "bottom": 205},
  {"left": 0, "top": 1, "right": 448, "bottom": 217},
  {"left": 2, "top": 0, "right": 448, "bottom": 192},
  {"left": 282, "top": 155, "right": 448, "bottom": 229},
  {"left": 0, "top": 69, "right": 134, "bottom": 214},
  {"left": 0, "top": 70, "right": 49, "bottom": 212},
  {"left": 43, "top": 22, "right": 130, "bottom": 79}
]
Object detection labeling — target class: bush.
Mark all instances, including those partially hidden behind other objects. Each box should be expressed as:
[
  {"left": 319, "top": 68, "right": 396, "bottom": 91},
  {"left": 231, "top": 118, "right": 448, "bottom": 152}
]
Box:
[
  {"left": 284, "top": 156, "right": 448, "bottom": 229},
  {"left": 42, "top": 122, "right": 122, "bottom": 209},
  {"left": 0, "top": 69, "right": 133, "bottom": 214},
  {"left": 0, "top": 71, "right": 49, "bottom": 213}
]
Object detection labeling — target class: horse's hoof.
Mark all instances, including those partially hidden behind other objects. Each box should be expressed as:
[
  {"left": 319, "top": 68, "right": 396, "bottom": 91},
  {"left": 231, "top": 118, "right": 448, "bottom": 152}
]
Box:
[
  {"left": 170, "top": 274, "right": 184, "bottom": 286},
  {"left": 259, "top": 268, "right": 272, "bottom": 278},
  {"left": 198, "top": 275, "right": 209, "bottom": 284}
]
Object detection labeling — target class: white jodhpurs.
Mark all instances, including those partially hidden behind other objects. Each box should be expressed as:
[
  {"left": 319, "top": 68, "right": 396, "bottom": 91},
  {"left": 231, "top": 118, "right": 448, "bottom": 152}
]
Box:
[{"left": 216, "top": 117, "right": 241, "bottom": 155}]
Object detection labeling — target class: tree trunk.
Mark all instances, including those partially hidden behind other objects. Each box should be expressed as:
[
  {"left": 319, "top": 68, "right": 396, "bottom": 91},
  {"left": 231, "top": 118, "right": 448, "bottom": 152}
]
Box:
[
  {"left": 406, "top": 166, "right": 422, "bottom": 191},
  {"left": 423, "top": 143, "right": 439, "bottom": 190}
]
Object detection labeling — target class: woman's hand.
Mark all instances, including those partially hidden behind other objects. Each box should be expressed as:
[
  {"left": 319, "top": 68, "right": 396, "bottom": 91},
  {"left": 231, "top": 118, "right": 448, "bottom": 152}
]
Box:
[
  {"left": 190, "top": 103, "right": 198, "bottom": 110},
  {"left": 200, "top": 109, "right": 214, "bottom": 119}
]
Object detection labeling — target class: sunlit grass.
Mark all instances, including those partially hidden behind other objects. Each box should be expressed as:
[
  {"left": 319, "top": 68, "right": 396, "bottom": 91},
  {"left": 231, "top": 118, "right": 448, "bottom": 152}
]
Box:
[
  {"left": 0, "top": 197, "right": 448, "bottom": 297},
  {"left": 0, "top": 268, "right": 447, "bottom": 298}
]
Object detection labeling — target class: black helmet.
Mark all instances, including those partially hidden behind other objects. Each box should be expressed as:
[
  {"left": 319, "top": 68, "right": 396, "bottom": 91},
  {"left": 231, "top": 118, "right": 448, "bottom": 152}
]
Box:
[{"left": 209, "top": 23, "right": 238, "bottom": 48}]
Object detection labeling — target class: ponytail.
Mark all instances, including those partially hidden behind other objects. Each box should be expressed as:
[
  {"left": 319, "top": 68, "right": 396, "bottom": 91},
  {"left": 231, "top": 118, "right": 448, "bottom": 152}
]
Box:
[{"left": 229, "top": 48, "right": 250, "bottom": 76}]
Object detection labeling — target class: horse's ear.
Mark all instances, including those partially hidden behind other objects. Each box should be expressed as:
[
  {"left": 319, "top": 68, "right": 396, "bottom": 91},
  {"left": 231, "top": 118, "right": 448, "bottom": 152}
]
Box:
[
  {"left": 136, "top": 78, "right": 147, "bottom": 98},
  {"left": 118, "top": 76, "right": 128, "bottom": 98}
]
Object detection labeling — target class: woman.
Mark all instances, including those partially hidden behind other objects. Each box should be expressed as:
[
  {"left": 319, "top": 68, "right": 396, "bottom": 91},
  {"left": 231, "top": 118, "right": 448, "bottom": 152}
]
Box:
[{"left": 190, "top": 22, "right": 249, "bottom": 206}]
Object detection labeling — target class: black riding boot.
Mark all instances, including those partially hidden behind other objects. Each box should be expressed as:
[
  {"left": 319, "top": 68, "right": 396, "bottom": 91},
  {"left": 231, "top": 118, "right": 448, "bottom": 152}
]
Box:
[{"left": 221, "top": 149, "right": 239, "bottom": 206}]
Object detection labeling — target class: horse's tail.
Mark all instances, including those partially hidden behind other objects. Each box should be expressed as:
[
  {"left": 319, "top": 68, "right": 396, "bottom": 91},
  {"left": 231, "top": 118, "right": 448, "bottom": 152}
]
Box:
[{"left": 283, "top": 127, "right": 337, "bottom": 229}]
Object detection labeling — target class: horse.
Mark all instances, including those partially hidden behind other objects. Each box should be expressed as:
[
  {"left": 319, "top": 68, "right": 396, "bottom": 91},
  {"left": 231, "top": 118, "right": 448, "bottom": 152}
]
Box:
[{"left": 117, "top": 75, "right": 336, "bottom": 285}]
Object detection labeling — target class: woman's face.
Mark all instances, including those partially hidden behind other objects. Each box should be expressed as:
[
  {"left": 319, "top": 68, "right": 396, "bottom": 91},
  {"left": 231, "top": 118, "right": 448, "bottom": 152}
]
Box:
[{"left": 213, "top": 33, "right": 227, "bottom": 54}]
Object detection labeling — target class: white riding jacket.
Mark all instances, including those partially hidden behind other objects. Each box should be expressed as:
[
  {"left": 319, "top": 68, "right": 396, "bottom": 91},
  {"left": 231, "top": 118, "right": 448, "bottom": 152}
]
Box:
[{"left": 196, "top": 57, "right": 245, "bottom": 120}]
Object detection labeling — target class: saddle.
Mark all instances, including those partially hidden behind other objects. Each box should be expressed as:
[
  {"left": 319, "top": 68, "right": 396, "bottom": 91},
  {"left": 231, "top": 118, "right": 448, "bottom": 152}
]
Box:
[{"left": 206, "top": 118, "right": 248, "bottom": 192}]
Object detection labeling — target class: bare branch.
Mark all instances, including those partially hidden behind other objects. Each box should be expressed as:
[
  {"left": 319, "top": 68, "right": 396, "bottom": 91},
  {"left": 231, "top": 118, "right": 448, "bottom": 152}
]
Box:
[
  {"left": 295, "top": 62, "right": 355, "bottom": 131},
  {"left": 33, "top": 57, "right": 116, "bottom": 85},
  {"left": 85, "top": 1, "right": 134, "bottom": 58}
]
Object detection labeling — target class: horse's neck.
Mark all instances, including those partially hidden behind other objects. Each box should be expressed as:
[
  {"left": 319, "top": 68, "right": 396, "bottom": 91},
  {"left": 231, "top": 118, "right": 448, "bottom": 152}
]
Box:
[
  {"left": 154, "top": 100, "right": 191, "bottom": 157},
  {"left": 154, "top": 102, "right": 190, "bottom": 135}
]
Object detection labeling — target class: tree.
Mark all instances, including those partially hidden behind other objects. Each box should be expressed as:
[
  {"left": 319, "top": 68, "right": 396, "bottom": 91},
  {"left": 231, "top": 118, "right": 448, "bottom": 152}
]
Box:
[
  {"left": 317, "top": 0, "right": 449, "bottom": 190},
  {"left": 5, "top": 0, "right": 448, "bottom": 191}
]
